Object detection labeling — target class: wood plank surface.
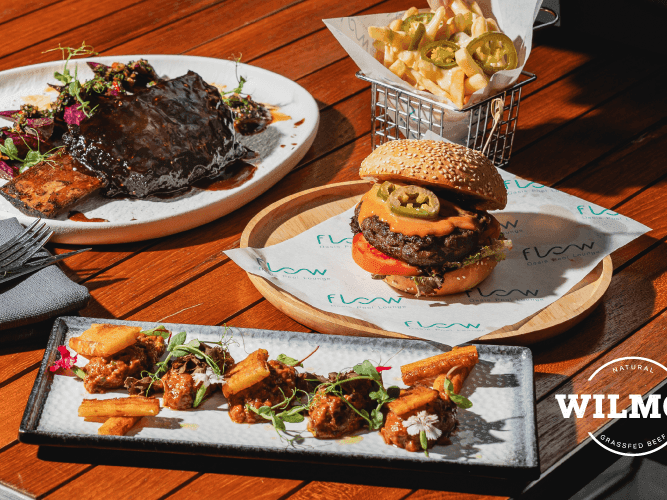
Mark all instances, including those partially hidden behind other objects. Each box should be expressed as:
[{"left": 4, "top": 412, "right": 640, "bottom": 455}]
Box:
[{"left": 2, "top": 0, "right": 667, "bottom": 499}]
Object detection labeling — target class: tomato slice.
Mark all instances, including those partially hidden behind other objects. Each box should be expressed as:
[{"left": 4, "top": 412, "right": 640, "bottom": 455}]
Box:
[{"left": 352, "top": 232, "right": 421, "bottom": 276}]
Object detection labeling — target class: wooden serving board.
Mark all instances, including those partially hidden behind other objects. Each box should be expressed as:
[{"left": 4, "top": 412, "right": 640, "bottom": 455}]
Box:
[{"left": 240, "top": 180, "right": 613, "bottom": 345}]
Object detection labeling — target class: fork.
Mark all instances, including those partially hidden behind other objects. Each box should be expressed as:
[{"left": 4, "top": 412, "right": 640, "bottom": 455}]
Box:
[
  {"left": 0, "top": 220, "right": 53, "bottom": 269},
  {"left": 0, "top": 247, "right": 91, "bottom": 285}
]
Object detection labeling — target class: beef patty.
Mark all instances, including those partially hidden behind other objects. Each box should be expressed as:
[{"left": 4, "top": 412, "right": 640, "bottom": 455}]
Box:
[{"left": 350, "top": 201, "right": 495, "bottom": 268}]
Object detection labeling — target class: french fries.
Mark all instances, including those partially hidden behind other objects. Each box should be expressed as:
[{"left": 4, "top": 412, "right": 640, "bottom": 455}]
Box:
[
  {"left": 98, "top": 417, "right": 141, "bottom": 436},
  {"left": 401, "top": 345, "right": 478, "bottom": 386},
  {"left": 78, "top": 396, "right": 160, "bottom": 418},
  {"left": 69, "top": 323, "right": 142, "bottom": 358},
  {"left": 222, "top": 349, "right": 271, "bottom": 398},
  {"left": 368, "top": 0, "right": 513, "bottom": 108}
]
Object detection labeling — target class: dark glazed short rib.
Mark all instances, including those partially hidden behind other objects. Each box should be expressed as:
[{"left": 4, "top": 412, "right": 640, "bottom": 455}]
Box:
[{"left": 63, "top": 71, "right": 250, "bottom": 198}]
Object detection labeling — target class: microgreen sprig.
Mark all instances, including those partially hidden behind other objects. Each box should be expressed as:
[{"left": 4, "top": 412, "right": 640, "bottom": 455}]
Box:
[
  {"left": 140, "top": 328, "right": 234, "bottom": 406},
  {"left": 44, "top": 42, "right": 99, "bottom": 117},
  {"left": 443, "top": 378, "right": 473, "bottom": 409},
  {"left": 313, "top": 360, "right": 399, "bottom": 430},
  {"left": 0, "top": 133, "right": 59, "bottom": 174},
  {"left": 246, "top": 388, "right": 309, "bottom": 443}
]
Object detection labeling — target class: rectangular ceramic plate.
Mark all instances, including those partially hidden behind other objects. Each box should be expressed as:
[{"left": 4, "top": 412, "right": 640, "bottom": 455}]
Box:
[{"left": 19, "top": 317, "right": 539, "bottom": 479}]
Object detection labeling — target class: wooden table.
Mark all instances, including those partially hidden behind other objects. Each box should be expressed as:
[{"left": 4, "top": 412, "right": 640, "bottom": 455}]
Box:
[{"left": 1, "top": 1, "right": 666, "bottom": 498}]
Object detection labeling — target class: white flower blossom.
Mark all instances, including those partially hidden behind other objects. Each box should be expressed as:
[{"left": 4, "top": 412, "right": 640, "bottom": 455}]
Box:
[
  {"left": 207, "top": 367, "right": 226, "bottom": 386},
  {"left": 403, "top": 411, "right": 442, "bottom": 441},
  {"left": 192, "top": 367, "right": 226, "bottom": 388},
  {"left": 192, "top": 371, "right": 210, "bottom": 388}
]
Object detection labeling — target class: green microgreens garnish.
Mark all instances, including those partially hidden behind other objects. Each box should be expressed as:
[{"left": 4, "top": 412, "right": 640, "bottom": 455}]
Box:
[
  {"left": 72, "top": 365, "right": 86, "bottom": 380},
  {"left": 140, "top": 325, "right": 170, "bottom": 339},
  {"left": 44, "top": 42, "right": 99, "bottom": 117},
  {"left": 443, "top": 378, "right": 473, "bottom": 409},
  {"left": 277, "top": 346, "right": 319, "bottom": 368},
  {"left": 246, "top": 388, "right": 309, "bottom": 443},
  {"left": 0, "top": 133, "right": 59, "bottom": 173},
  {"left": 139, "top": 327, "right": 235, "bottom": 407},
  {"left": 420, "top": 430, "right": 429, "bottom": 457},
  {"left": 219, "top": 54, "right": 252, "bottom": 112}
]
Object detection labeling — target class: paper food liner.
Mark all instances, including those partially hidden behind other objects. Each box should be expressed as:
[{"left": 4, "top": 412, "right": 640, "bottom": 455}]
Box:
[
  {"left": 324, "top": 0, "right": 543, "bottom": 143},
  {"left": 226, "top": 170, "right": 650, "bottom": 346}
]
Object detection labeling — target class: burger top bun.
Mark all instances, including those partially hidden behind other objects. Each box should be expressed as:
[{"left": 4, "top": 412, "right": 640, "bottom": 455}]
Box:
[{"left": 359, "top": 140, "right": 507, "bottom": 211}]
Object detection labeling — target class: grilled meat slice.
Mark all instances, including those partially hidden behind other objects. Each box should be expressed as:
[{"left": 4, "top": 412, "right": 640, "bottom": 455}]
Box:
[
  {"left": 63, "top": 71, "right": 250, "bottom": 198},
  {"left": 307, "top": 371, "right": 379, "bottom": 439},
  {"left": 159, "top": 343, "right": 234, "bottom": 410},
  {"left": 0, "top": 151, "right": 105, "bottom": 218},
  {"left": 82, "top": 334, "right": 166, "bottom": 394},
  {"left": 227, "top": 360, "right": 298, "bottom": 424}
]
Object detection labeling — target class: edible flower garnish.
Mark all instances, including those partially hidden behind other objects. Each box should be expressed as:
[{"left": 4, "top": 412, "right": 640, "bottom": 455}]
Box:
[
  {"left": 50, "top": 346, "right": 78, "bottom": 373},
  {"left": 404, "top": 410, "right": 442, "bottom": 457}
]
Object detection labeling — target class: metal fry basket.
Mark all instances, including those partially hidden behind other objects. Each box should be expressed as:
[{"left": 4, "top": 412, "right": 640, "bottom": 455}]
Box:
[{"left": 356, "top": 70, "right": 536, "bottom": 168}]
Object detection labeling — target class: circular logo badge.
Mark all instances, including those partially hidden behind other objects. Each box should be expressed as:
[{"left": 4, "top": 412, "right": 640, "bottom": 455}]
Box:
[{"left": 555, "top": 357, "right": 667, "bottom": 457}]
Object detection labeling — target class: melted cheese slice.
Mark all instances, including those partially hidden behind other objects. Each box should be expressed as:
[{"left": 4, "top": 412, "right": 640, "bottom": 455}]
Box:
[{"left": 358, "top": 184, "right": 480, "bottom": 238}]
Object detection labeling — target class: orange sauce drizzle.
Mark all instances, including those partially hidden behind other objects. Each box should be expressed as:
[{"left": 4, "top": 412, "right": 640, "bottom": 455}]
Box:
[{"left": 358, "top": 185, "right": 479, "bottom": 238}]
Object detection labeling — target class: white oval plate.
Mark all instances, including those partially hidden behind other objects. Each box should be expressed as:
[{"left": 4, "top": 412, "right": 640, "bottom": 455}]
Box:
[{"left": 0, "top": 55, "right": 319, "bottom": 244}]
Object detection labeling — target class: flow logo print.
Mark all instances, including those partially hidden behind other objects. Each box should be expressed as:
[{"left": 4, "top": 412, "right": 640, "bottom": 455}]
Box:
[
  {"left": 504, "top": 180, "right": 545, "bottom": 189},
  {"left": 499, "top": 219, "right": 519, "bottom": 230},
  {"left": 522, "top": 241, "right": 595, "bottom": 260},
  {"left": 404, "top": 321, "right": 480, "bottom": 329},
  {"left": 257, "top": 258, "right": 327, "bottom": 276},
  {"left": 316, "top": 235, "right": 353, "bottom": 245},
  {"left": 577, "top": 206, "right": 619, "bottom": 216},
  {"left": 327, "top": 294, "right": 402, "bottom": 305},
  {"left": 555, "top": 357, "right": 667, "bottom": 456},
  {"left": 464, "top": 287, "right": 538, "bottom": 298}
]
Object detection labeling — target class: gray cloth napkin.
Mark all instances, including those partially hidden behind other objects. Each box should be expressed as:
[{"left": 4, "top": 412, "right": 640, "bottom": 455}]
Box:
[{"left": 0, "top": 218, "right": 90, "bottom": 331}]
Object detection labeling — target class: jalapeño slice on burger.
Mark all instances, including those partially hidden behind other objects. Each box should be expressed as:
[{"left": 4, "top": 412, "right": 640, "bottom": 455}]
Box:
[{"left": 350, "top": 140, "right": 511, "bottom": 297}]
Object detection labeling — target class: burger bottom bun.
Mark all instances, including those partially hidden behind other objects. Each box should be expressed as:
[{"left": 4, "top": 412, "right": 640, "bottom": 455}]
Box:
[{"left": 384, "top": 257, "right": 500, "bottom": 296}]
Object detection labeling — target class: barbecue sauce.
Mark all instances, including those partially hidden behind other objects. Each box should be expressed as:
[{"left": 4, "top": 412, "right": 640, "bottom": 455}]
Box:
[{"left": 193, "top": 161, "right": 257, "bottom": 191}]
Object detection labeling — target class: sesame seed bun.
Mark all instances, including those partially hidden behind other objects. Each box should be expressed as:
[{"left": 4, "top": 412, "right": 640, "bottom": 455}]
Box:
[
  {"left": 384, "top": 257, "right": 499, "bottom": 296},
  {"left": 359, "top": 140, "right": 507, "bottom": 211}
]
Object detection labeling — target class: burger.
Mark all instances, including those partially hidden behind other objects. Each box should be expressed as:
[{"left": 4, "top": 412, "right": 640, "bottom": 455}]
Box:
[{"left": 350, "top": 140, "right": 511, "bottom": 297}]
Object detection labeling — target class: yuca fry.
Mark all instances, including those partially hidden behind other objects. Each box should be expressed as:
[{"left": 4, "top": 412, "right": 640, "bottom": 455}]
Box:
[
  {"left": 424, "top": 6, "right": 447, "bottom": 40},
  {"left": 410, "top": 69, "right": 452, "bottom": 99},
  {"left": 387, "top": 386, "right": 439, "bottom": 417},
  {"left": 465, "top": 73, "right": 489, "bottom": 93},
  {"left": 98, "top": 416, "right": 141, "bottom": 436},
  {"left": 69, "top": 324, "right": 141, "bottom": 358},
  {"left": 78, "top": 397, "right": 160, "bottom": 418},
  {"left": 486, "top": 17, "right": 500, "bottom": 32},
  {"left": 222, "top": 349, "right": 270, "bottom": 398},
  {"left": 433, "top": 364, "right": 474, "bottom": 397},
  {"left": 470, "top": 1, "right": 484, "bottom": 17},
  {"left": 402, "top": 6, "right": 419, "bottom": 20},
  {"left": 397, "top": 50, "right": 420, "bottom": 69},
  {"left": 84, "top": 416, "right": 108, "bottom": 423},
  {"left": 401, "top": 345, "right": 478, "bottom": 386},
  {"left": 388, "top": 59, "right": 409, "bottom": 79},
  {"left": 389, "top": 19, "right": 403, "bottom": 31},
  {"left": 455, "top": 47, "right": 486, "bottom": 79},
  {"left": 449, "top": 66, "right": 466, "bottom": 108},
  {"left": 471, "top": 16, "right": 488, "bottom": 38},
  {"left": 450, "top": 0, "right": 471, "bottom": 16}
]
